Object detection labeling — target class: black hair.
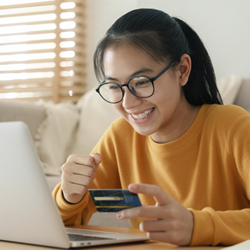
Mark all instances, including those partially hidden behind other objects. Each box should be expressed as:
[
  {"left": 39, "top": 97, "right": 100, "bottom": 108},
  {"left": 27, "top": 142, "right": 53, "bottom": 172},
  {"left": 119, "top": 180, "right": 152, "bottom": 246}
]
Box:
[{"left": 94, "top": 8, "right": 223, "bottom": 105}]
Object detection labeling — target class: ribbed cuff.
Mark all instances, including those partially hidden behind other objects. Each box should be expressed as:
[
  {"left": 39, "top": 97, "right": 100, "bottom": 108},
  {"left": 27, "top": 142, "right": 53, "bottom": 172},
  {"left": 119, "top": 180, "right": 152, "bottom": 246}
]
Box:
[
  {"left": 188, "top": 208, "right": 214, "bottom": 246},
  {"left": 53, "top": 182, "right": 89, "bottom": 215}
]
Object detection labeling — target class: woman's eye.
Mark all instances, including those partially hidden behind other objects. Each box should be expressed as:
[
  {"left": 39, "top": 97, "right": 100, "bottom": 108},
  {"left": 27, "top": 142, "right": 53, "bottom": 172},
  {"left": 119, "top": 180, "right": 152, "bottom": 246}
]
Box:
[
  {"left": 110, "top": 85, "right": 118, "bottom": 89},
  {"left": 135, "top": 79, "right": 150, "bottom": 87},
  {"left": 108, "top": 84, "right": 120, "bottom": 91},
  {"left": 137, "top": 80, "right": 147, "bottom": 85}
]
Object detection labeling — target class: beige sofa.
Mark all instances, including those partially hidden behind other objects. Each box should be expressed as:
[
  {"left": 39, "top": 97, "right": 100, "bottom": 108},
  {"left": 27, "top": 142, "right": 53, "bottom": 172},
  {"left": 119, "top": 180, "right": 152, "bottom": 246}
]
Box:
[{"left": 0, "top": 76, "right": 249, "bottom": 227}]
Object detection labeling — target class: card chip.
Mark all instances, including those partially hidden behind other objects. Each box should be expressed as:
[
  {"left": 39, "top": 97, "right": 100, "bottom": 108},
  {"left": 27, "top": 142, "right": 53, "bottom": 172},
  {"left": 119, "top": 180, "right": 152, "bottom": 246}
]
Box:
[{"left": 94, "top": 197, "right": 124, "bottom": 201}]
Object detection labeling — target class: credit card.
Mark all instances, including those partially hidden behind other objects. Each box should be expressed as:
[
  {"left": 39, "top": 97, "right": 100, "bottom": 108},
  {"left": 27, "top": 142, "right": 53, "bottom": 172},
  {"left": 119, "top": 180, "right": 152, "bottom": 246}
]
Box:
[{"left": 89, "top": 189, "right": 141, "bottom": 212}]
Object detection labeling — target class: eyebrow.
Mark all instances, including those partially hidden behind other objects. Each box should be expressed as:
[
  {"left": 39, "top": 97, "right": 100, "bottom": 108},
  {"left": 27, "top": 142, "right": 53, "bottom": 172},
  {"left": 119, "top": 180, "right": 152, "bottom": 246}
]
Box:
[{"left": 104, "top": 68, "right": 155, "bottom": 82}]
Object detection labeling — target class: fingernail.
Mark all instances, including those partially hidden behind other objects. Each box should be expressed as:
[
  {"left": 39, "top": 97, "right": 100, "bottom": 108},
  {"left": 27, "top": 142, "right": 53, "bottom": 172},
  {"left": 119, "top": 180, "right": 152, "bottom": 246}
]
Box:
[
  {"left": 139, "top": 223, "right": 144, "bottom": 232},
  {"left": 129, "top": 183, "right": 137, "bottom": 191},
  {"left": 116, "top": 212, "right": 122, "bottom": 220}
]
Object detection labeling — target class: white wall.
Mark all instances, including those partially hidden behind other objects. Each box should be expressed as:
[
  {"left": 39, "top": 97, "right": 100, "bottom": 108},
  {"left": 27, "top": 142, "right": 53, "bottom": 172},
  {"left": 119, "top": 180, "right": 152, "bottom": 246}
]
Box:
[{"left": 86, "top": 0, "right": 250, "bottom": 89}]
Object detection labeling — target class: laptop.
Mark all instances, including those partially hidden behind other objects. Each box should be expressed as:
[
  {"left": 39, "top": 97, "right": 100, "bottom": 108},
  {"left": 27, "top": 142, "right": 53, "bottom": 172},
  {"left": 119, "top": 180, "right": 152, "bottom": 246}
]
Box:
[{"left": 0, "top": 121, "right": 148, "bottom": 248}]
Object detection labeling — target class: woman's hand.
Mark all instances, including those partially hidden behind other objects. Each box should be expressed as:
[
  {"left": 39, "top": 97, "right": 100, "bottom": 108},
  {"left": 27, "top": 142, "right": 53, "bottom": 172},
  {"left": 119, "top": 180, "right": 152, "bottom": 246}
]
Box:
[
  {"left": 116, "top": 183, "right": 194, "bottom": 246},
  {"left": 61, "top": 153, "right": 102, "bottom": 204}
]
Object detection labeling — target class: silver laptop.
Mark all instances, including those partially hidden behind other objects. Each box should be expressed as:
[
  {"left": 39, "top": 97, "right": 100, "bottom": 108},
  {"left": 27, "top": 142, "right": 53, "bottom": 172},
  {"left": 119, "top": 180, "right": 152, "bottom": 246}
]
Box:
[{"left": 0, "top": 121, "right": 148, "bottom": 248}]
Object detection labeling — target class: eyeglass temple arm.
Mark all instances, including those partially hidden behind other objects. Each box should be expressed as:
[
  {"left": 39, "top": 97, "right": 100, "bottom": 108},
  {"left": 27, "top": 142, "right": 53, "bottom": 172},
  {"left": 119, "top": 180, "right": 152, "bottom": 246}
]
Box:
[{"left": 151, "top": 61, "right": 176, "bottom": 81}]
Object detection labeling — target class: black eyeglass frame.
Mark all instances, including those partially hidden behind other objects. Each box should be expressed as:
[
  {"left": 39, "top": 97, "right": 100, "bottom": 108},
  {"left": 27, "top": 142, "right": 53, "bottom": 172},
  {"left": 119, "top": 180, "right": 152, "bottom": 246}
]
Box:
[{"left": 95, "top": 60, "right": 176, "bottom": 104}]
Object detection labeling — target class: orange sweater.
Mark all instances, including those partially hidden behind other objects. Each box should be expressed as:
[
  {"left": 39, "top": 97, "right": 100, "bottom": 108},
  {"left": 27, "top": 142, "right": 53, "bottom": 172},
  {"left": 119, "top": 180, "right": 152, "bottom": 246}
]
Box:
[{"left": 53, "top": 104, "right": 250, "bottom": 246}]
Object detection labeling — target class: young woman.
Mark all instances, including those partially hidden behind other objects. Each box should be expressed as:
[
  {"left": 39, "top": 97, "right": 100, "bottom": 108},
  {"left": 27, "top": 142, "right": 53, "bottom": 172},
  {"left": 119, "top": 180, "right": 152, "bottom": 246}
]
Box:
[{"left": 53, "top": 8, "right": 250, "bottom": 246}]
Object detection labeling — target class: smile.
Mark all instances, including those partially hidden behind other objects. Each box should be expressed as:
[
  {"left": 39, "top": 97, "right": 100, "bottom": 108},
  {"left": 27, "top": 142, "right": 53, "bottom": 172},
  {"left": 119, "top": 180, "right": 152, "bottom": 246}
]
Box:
[{"left": 131, "top": 108, "right": 154, "bottom": 120}]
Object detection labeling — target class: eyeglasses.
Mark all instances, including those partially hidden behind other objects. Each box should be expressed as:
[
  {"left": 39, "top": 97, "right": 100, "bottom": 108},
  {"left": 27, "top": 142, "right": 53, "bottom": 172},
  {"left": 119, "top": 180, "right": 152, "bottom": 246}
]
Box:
[{"left": 95, "top": 61, "right": 176, "bottom": 104}]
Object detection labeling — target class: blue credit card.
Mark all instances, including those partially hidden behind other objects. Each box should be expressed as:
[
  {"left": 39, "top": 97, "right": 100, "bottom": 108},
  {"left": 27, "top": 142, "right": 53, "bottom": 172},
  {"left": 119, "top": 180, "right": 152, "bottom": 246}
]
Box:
[{"left": 89, "top": 189, "right": 141, "bottom": 212}]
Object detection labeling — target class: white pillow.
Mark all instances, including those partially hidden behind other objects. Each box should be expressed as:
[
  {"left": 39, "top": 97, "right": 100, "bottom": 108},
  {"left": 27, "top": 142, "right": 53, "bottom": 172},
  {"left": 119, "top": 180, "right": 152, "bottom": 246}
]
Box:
[
  {"left": 217, "top": 75, "right": 243, "bottom": 104},
  {"left": 69, "top": 88, "right": 120, "bottom": 155},
  {"left": 35, "top": 101, "right": 79, "bottom": 176}
]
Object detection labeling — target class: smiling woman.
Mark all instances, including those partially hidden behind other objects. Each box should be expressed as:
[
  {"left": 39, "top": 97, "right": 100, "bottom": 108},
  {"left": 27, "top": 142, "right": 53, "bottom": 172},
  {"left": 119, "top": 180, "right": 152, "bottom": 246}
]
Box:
[
  {"left": 0, "top": 0, "right": 87, "bottom": 103},
  {"left": 52, "top": 8, "right": 250, "bottom": 247}
]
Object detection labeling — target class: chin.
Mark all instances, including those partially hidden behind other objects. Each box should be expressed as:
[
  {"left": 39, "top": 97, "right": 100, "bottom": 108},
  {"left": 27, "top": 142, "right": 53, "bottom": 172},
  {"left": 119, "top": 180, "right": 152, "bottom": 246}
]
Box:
[
  {"left": 125, "top": 117, "right": 154, "bottom": 136},
  {"left": 132, "top": 126, "right": 154, "bottom": 137}
]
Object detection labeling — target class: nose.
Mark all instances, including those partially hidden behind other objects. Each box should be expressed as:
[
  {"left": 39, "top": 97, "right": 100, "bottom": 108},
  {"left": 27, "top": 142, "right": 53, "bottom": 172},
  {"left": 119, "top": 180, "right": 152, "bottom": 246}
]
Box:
[{"left": 122, "top": 87, "right": 142, "bottom": 110}]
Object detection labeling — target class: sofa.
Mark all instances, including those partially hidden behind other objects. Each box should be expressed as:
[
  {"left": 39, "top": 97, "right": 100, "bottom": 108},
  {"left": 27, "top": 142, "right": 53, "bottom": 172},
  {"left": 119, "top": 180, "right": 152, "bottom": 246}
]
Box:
[{"left": 0, "top": 75, "right": 249, "bottom": 227}]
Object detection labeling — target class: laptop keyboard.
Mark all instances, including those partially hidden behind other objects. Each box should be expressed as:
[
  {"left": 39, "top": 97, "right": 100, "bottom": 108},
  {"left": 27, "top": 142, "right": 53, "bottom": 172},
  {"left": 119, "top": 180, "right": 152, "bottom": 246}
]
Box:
[{"left": 68, "top": 234, "right": 116, "bottom": 241}]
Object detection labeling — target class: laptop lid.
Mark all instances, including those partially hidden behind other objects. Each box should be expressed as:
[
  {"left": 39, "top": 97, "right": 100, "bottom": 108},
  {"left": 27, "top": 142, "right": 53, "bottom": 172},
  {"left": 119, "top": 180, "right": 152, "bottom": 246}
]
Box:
[
  {"left": 0, "top": 121, "right": 70, "bottom": 248},
  {"left": 0, "top": 121, "right": 148, "bottom": 248}
]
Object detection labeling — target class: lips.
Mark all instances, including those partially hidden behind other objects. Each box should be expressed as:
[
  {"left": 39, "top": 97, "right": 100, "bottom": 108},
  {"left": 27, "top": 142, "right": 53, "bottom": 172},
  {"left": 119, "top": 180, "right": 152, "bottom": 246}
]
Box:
[{"left": 130, "top": 108, "right": 154, "bottom": 120}]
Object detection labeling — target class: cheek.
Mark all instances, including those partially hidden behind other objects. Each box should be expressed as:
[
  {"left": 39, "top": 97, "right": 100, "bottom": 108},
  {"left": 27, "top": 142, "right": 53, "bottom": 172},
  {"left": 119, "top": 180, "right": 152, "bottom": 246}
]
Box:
[
  {"left": 113, "top": 103, "right": 125, "bottom": 114},
  {"left": 154, "top": 84, "right": 177, "bottom": 100},
  {"left": 157, "top": 75, "right": 182, "bottom": 96},
  {"left": 153, "top": 83, "right": 182, "bottom": 108}
]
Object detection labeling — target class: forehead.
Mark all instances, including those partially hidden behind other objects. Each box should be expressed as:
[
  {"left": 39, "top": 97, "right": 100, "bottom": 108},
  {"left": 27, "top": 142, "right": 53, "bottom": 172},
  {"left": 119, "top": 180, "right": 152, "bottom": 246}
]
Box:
[
  {"left": 104, "top": 44, "right": 153, "bottom": 65},
  {"left": 103, "top": 44, "right": 164, "bottom": 79}
]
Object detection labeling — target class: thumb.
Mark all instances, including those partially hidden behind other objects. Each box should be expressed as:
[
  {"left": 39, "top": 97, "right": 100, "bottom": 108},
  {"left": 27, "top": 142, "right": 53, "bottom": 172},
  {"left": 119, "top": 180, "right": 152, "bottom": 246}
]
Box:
[{"left": 92, "top": 153, "right": 102, "bottom": 165}]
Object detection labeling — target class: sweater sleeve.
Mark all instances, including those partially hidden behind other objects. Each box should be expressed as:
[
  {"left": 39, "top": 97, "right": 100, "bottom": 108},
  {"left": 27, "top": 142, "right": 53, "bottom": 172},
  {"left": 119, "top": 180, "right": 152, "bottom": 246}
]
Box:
[
  {"left": 52, "top": 182, "right": 96, "bottom": 226},
  {"left": 189, "top": 208, "right": 250, "bottom": 246},
  {"left": 190, "top": 115, "right": 250, "bottom": 246}
]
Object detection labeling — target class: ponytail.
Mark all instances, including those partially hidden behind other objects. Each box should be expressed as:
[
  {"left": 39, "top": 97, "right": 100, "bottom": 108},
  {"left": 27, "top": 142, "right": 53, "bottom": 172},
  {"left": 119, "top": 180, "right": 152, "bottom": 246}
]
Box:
[{"left": 173, "top": 17, "right": 223, "bottom": 105}]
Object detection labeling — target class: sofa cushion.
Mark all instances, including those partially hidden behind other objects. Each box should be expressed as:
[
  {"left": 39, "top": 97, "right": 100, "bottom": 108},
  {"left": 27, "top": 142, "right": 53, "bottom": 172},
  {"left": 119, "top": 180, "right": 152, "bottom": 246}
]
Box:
[
  {"left": 217, "top": 75, "right": 243, "bottom": 104},
  {"left": 0, "top": 100, "right": 46, "bottom": 139},
  {"left": 234, "top": 79, "right": 250, "bottom": 113},
  {"left": 69, "top": 88, "right": 120, "bottom": 155},
  {"left": 35, "top": 101, "right": 79, "bottom": 176}
]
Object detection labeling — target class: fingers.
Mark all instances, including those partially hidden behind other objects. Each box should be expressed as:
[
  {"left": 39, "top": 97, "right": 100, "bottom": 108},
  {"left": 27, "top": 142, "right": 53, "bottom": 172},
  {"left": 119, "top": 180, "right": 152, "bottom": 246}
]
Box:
[
  {"left": 61, "top": 153, "right": 102, "bottom": 204},
  {"left": 117, "top": 204, "right": 177, "bottom": 220},
  {"left": 118, "top": 206, "right": 192, "bottom": 245},
  {"left": 141, "top": 220, "right": 193, "bottom": 246},
  {"left": 66, "top": 154, "right": 100, "bottom": 171},
  {"left": 118, "top": 183, "right": 194, "bottom": 246},
  {"left": 92, "top": 153, "right": 102, "bottom": 165},
  {"left": 146, "top": 231, "right": 181, "bottom": 245},
  {"left": 118, "top": 183, "right": 173, "bottom": 220},
  {"left": 128, "top": 183, "right": 171, "bottom": 206},
  {"left": 140, "top": 219, "right": 178, "bottom": 232}
]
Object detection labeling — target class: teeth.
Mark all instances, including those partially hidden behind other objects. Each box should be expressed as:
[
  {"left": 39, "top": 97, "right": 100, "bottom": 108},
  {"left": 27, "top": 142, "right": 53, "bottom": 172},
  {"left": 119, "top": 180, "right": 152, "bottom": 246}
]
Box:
[{"left": 131, "top": 108, "right": 154, "bottom": 120}]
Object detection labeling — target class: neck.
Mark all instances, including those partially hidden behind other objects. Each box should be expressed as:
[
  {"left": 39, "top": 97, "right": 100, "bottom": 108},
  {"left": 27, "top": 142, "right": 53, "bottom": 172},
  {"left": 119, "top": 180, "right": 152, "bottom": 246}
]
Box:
[{"left": 151, "top": 102, "right": 201, "bottom": 144}]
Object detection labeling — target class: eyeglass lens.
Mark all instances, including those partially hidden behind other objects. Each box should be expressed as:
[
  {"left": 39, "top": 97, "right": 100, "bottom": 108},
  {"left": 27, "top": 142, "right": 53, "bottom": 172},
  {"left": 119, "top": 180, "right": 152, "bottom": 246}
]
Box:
[{"left": 99, "top": 76, "right": 153, "bottom": 103}]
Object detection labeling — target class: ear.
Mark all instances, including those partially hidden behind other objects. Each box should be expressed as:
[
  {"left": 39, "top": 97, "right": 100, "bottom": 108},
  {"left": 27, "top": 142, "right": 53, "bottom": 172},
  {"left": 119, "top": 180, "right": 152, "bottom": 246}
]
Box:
[{"left": 177, "top": 54, "right": 191, "bottom": 87}]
